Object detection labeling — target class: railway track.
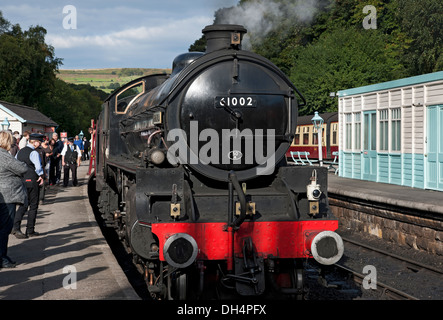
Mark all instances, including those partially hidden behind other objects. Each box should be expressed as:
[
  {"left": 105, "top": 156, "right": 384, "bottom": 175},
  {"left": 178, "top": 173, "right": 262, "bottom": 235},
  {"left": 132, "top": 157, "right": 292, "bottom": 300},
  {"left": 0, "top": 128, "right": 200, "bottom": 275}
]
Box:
[
  {"left": 331, "top": 236, "right": 443, "bottom": 300},
  {"left": 342, "top": 237, "right": 443, "bottom": 276},
  {"left": 333, "top": 263, "right": 419, "bottom": 300}
]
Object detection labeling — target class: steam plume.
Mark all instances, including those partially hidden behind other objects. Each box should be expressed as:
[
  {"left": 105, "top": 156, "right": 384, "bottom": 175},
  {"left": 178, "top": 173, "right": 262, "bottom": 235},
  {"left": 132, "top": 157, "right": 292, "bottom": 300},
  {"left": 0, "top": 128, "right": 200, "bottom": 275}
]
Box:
[{"left": 216, "top": 0, "right": 327, "bottom": 48}]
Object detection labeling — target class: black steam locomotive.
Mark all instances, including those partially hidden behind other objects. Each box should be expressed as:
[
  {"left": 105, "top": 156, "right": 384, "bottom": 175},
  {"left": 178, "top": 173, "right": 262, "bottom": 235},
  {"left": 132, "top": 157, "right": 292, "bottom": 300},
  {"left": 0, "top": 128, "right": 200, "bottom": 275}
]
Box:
[{"left": 89, "top": 24, "right": 343, "bottom": 299}]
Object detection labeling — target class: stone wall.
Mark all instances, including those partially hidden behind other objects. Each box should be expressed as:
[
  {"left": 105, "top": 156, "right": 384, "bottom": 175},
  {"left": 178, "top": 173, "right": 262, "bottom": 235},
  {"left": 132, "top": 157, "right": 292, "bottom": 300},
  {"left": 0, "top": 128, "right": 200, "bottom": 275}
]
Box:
[{"left": 329, "top": 197, "right": 443, "bottom": 256}]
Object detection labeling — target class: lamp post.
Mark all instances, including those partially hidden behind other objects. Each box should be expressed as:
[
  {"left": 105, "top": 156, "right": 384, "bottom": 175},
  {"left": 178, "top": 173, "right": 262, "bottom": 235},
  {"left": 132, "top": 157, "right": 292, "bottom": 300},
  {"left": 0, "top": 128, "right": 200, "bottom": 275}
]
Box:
[
  {"left": 1, "top": 117, "right": 10, "bottom": 131},
  {"left": 311, "top": 112, "right": 324, "bottom": 166},
  {"left": 79, "top": 130, "right": 84, "bottom": 140}
]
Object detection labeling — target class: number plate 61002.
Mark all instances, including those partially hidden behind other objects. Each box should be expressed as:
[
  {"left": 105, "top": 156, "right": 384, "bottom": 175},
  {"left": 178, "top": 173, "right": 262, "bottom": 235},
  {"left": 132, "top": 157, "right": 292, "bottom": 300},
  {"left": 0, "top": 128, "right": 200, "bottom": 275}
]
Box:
[{"left": 214, "top": 96, "right": 257, "bottom": 108}]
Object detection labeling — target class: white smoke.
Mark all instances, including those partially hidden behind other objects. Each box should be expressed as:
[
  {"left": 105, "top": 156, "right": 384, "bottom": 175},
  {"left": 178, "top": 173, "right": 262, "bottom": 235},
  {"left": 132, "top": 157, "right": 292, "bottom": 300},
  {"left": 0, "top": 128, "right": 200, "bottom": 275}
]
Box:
[{"left": 216, "top": 0, "right": 326, "bottom": 49}]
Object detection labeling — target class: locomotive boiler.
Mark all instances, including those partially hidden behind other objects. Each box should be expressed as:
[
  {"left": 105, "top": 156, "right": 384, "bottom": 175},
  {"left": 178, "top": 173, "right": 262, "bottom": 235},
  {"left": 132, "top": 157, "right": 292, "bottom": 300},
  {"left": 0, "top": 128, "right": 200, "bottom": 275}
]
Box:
[{"left": 89, "top": 24, "right": 343, "bottom": 299}]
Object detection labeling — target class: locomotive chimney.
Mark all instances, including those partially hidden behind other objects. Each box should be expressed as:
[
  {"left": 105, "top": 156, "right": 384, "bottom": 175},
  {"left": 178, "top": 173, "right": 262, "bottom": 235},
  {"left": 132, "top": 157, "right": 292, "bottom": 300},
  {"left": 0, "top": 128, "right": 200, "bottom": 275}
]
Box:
[{"left": 202, "top": 24, "right": 247, "bottom": 53}]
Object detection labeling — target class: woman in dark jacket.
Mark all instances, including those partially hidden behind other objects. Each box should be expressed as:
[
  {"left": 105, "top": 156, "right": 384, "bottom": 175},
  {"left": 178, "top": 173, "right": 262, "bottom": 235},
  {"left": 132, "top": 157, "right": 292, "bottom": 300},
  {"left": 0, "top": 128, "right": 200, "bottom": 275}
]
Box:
[{"left": 0, "top": 131, "right": 28, "bottom": 268}]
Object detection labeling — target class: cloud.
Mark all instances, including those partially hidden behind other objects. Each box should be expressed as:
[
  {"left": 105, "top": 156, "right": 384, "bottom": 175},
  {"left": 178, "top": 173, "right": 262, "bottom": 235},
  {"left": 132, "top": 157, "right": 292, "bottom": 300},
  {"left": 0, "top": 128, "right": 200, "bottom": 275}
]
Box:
[
  {"left": 47, "top": 16, "right": 212, "bottom": 49},
  {"left": 49, "top": 15, "right": 214, "bottom": 69},
  {"left": 2, "top": 0, "right": 240, "bottom": 68}
]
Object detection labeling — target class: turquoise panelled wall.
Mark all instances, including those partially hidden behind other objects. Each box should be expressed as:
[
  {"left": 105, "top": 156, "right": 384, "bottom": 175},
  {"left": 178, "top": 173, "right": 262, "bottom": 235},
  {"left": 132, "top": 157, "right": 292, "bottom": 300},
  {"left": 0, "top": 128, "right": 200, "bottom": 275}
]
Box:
[
  {"left": 340, "top": 151, "right": 425, "bottom": 188},
  {"left": 413, "top": 154, "right": 425, "bottom": 189},
  {"left": 352, "top": 153, "right": 361, "bottom": 179},
  {"left": 342, "top": 152, "right": 352, "bottom": 177},
  {"left": 402, "top": 154, "right": 412, "bottom": 187},
  {"left": 340, "top": 151, "right": 354, "bottom": 179},
  {"left": 378, "top": 154, "right": 389, "bottom": 183},
  {"left": 389, "top": 154, "right": 402, "bottom": 185}
]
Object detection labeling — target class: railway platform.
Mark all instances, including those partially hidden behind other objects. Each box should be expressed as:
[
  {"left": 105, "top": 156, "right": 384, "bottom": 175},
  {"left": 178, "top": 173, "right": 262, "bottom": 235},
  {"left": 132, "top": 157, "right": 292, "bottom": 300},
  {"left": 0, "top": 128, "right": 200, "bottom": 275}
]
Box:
[
  {"left": 327, "top": 173, "right": 443, "bottom": 256},
  {"left": 328, "top": 174, "right": 443, "bottom": 215},
  {"left": 0, "top": 164, "right": 140, "bottom": 300}
]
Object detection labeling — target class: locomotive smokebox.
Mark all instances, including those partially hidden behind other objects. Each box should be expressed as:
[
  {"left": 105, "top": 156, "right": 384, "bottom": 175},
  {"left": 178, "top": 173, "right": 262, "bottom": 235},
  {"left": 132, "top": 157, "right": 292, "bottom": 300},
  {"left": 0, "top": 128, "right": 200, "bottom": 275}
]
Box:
[{"left": 202, "top": 24, "right": 247, "bottom": 52}]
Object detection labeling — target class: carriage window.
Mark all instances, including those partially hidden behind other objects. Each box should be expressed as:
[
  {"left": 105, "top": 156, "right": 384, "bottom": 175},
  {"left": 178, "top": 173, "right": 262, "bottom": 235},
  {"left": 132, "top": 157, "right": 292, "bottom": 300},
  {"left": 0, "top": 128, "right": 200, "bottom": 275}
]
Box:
[
  {"left": 115, "top": 81, "right": 145, "bottom": 114},
  {"left": 322, "top": 125, "right": 326, "bottom": 145},
  {"left": 303, "top": 127, "right": 310, "bottom": 145},
  {"left": 294, "top": 134, "right": 300, "bottom": 145},
  {"left": 331, "top": 123, "right": 338, "bottom": 146}
]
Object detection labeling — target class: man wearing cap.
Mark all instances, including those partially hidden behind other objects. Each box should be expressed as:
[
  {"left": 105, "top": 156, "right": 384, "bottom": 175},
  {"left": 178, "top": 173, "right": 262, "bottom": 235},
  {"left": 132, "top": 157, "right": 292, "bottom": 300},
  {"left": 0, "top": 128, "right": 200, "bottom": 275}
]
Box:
[
  {"left": 12, "top": 133, "right": 45, "bottom": 238},
  {"left": 61, "top": 137, "right": 82, "bottom": 187}
]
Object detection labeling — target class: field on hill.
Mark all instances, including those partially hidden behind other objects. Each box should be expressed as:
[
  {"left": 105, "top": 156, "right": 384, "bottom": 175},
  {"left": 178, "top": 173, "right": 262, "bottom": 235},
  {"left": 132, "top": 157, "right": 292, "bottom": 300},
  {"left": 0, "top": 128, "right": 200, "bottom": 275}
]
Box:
[{"left": 57, "top": 68, "right": 170, "bottom": 93}]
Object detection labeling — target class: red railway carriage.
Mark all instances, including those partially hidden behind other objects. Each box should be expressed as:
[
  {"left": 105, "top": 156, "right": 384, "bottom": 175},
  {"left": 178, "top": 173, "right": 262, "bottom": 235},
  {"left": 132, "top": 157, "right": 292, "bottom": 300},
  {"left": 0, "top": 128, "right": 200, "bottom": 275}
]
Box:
[{"left": 286, "top": 112, "right": 339, "bottom": 160}]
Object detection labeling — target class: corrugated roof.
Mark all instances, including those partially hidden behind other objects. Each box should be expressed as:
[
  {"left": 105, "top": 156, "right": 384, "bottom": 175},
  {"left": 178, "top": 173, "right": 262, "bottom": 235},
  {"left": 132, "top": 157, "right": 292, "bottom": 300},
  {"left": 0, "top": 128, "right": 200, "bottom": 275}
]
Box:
[{"left": 0, "top": 100, "right": 58, "bottom": 127}]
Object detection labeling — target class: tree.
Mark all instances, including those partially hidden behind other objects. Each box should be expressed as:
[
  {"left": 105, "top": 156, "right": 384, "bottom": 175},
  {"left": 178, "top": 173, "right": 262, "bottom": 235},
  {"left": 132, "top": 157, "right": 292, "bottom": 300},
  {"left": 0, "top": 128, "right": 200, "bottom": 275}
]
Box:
[
  {"left": 42, "top": 79, "right": 103, "bottom": 136},
  {"left": 290, "top": 26, "right": 406, "bottom": 115},
  {"left": 0, "top": 12, "right": 62, "bottom": 107},
  {"left": 0, "top": 11, "right": 104, "bottom": 137},
  {"left": 396, "top": 0, "right": 443, "bottom": 74},
  {"left": 188, "top": 36, "right": 206, "bottom": 52}
]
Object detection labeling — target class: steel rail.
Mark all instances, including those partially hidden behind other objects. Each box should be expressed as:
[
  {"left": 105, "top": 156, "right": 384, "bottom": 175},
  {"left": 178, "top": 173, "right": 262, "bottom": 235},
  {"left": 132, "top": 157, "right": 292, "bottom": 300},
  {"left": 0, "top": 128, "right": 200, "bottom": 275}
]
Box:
[
  {"left": 342, "top": 237, "right": 443, "bottom": 275},
  {"left": 334, "top": 264, "right": 419, "bottom": 300}
]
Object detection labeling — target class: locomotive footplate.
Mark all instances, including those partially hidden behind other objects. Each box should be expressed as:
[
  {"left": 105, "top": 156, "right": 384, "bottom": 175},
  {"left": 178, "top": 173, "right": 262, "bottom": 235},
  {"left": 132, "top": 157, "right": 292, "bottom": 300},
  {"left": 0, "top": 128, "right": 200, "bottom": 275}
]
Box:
[{"left": 225, "top": 237, "right": 265, "bottom": 296}]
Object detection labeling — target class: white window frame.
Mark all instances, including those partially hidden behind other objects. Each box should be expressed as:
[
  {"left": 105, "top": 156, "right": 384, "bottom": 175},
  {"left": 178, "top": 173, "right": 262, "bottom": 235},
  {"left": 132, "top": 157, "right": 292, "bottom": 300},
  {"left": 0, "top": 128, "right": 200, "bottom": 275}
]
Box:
[
  {"left": 345, "top": 113, "right": 352, "bottom": 151},
  {"left": 391, "top": 108, "right": 401, "bottom": 152},
  {"left": 354, "top": 112, "right": 361, "bottom": 150},
  {"left": 379, "top": 109, "right": 389, "bottom": 152}
]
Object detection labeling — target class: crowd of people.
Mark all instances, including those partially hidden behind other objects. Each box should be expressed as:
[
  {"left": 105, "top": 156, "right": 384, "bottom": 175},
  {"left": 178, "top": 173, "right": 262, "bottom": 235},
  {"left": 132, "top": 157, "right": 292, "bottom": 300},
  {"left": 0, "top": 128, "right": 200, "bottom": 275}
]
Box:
[{"left": 0, "top": 129, "right": 92, "bottom": 269}]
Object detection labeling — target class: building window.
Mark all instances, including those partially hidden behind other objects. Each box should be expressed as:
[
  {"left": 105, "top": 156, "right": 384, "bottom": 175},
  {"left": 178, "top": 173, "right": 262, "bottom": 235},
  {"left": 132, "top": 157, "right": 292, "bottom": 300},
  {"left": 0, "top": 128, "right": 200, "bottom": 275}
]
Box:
[
  {"left": 379, "top": 109, "right": 389, "bottom": 151},
  {"left": 364, "top": 112, "right": 376, "bottom": 151},
  {"left": 391, "top": 108, "right": 401, "bottom": 151},
  {"left": 345, "top": 113, "right": 352, "bottom": 150},
  {"left": 354, "top": 113, "right": 361, "bottom": 150}
]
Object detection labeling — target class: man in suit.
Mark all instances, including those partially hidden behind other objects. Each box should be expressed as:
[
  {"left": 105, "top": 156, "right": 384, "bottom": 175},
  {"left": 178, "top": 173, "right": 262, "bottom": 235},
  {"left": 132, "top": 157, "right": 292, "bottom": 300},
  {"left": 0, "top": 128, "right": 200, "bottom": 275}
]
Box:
[
  {"left": 61, "top": 137, "right": 82, "bottom": 187},
  {"left": 50, "top": 132, "right": 64, "bottom": 185},
  {"left": 82, "top": 137, "right": 90, "bottom": 161},
  {"left": 12, "top": 133, "right": 45, "bottom": 239}
]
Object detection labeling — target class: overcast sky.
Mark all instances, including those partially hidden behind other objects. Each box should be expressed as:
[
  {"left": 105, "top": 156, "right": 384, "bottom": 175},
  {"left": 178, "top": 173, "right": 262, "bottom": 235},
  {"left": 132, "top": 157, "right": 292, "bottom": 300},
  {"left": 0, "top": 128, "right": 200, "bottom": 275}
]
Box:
[{"left": 2, "top": 0, "right": 239, "bottom": 69}]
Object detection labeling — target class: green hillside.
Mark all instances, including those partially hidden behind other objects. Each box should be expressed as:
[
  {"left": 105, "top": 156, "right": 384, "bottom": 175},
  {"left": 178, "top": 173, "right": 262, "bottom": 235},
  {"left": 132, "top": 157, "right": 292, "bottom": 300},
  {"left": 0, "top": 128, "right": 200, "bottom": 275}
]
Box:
[{"left": 57, "top": 68, "right": 170, "bottom": 93}]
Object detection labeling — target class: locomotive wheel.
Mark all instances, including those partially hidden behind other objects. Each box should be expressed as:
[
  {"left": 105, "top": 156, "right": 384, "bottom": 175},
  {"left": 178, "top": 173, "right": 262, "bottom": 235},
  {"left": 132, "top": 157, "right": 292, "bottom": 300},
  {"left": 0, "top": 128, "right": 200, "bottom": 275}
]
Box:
[
  {"left": 292, "top": 267, "right": 304, "bottom": 300},
  {"left": 175, "top": 273, "right": 188, "bottom": 300},
  {"left": 292, "top": 259, "right": 305, "bottom": 300},
  {"left": 272, "top": 260, "right": 305, "bottom": 299}
]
